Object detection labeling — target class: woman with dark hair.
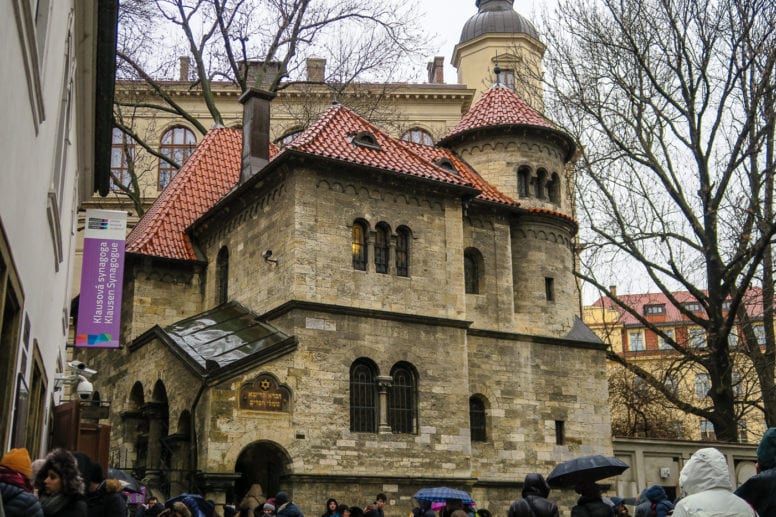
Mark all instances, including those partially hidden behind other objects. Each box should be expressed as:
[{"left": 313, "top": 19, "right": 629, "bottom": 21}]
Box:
[
  {"left": 34, "top": 449, "right": 87, "bottom": 517},
  {"left": 321, "top": 498, "right": 339, "bottom": 517}
]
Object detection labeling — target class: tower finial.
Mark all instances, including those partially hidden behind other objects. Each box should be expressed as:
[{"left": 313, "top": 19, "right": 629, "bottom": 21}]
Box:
[{"left": 494, "top": 63, "right": 502, "bottom": 87}]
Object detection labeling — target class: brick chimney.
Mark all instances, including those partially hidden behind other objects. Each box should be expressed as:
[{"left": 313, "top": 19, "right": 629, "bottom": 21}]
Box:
[
  {"left": 426, "top": 56, "right": 445, "bottom": 84},
  {"left": 239, "top": 88, "right": 276, "bottom": 183},
  {"left": 306, "top": 58, "right": 326, "bottom": 82},
  {"left": 609, "top": 285, "right": 617, "bottom": 297},
  {"left": 179, "top": 56, "right": 191, "bottom": 81}
]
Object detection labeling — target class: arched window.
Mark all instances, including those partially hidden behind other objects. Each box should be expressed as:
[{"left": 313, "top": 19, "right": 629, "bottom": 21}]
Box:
[
  {"left": 469, "top": 395, "right": 487, "bottom": 442},
  {"left": 350, "top": 360, "right": 377, "bottom": 432},
  {"left": 159, "top": 126, "right": 196, "bottom": 189},
  {"left": 216, "top": 246, "right": 229, "bottom": 304},
  {"left": 111, "top": 128, "right": 135, "bottom": 190},
  {"left": 535, "top": 169, "right": 547, "bottom": 200},
  {"left": 401, "top": 128, "right": 433, "bottom": 146},
  {"left": 517, "top": 166, "right": 531, "bottom": 198},
  {"left": 389, "top": 363, "right": 418, "bottom": 434},
  {"left": 396, "top": 226, "right": 411, "bottom": 277},
  {"left": 464, "top": 248, "right": 482, "bottom": 294},
  {"left": 352, "top": 220, "right": 368, "bottom": 271},
  {"left": 548, "top": 172, "right": 561, "bottom": 204},
  {"left": 374, "top": 223, "right": 390, "bottom": 274}
]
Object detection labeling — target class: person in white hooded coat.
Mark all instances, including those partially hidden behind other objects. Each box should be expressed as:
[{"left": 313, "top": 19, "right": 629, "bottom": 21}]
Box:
[{"left": 673, "top": 447, "right": 756, "bottom": 517}]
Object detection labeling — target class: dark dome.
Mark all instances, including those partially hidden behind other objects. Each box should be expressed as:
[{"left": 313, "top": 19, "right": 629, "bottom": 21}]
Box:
[{"left": 459, "top": 0, "right": 540, "bottom": 43}]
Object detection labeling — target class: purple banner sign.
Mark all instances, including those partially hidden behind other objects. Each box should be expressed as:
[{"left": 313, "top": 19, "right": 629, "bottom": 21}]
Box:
[{"left": 76, "top": 210, "right": 127, "bottom": 348}]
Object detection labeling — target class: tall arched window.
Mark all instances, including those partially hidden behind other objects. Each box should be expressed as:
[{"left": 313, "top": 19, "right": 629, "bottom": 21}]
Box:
[
  {"left": 159, "top": 126, "right": 196, "bottom": 189},
  {"left": 352, "top": 220, "right": 368, "bottom": 271},
  {"left": 389, "top": 363, "right": 418, "bottom": 434},
  {"left": 375, "top": 223, "right": 390, "bottom": 274},
  {"left": 535, "top": 169, "right": 547, "bottom": 200},
  {"left": 350, "top": 360, "right": 377, "bottom": 432},
  {"left": 111, "top": 128, "right": 135, "bottom": 190},
  {"left": 464, "top": 248, "right": 482, "bottom": 294},
  {"left": 469, "top": 395, "right": 487, "bottom": 442},
  {"left": 517, "top": 166, "right": 531, "bottom": 198},
  {"left": 548, "top": 172, "right": 561, "bottom": 204},
  {"left": 401, "top": 128, "right": 434, "bottom": 146},
  {"left": 396, "top": 226, "right": 411, "bottom": 277},
  {"left": 216, "top": 246, "right": 229, "bottom": 305}
]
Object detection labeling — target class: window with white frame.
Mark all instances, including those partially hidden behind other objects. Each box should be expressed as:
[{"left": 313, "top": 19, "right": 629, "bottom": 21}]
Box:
[
  {"left": 695, "top": 374, "right": 710, "bottom": 399},
  {"left": 659, "top": 329, "right": 674, "bottom": 350},
  {"left": 629, "top": 331, "right": 645, "bottom": 351},
  {"left": 738, "top": 420, "right": 748, "bottom": 443},
  {"left": 644, "top": 304, "right": 666, "bottom": 315},
  {"left": 700, "top": 419, "right": 715, "bottom": 440},
  {"left": 689, "top": 328, "right": 706, "bottom": 348},
  {"left": 664, "top": 374, "right": 679, "bottom": 395},
  {"left": 754, "top": 325, "right": 766, "bottom": 345}
]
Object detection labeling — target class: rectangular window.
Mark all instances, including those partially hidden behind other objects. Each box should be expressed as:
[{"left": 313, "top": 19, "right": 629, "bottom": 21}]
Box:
[
  {"left": 545, "top": 277, "right": 555, "bottom": 302},
  {"left": 644, "top": 304, "right": 666, "bottom": 315},
  {"left": 738, "top": 420, "right": 748, "bottom": 443},
  {"left": 689, "top": 328, "right": 706, "bottom": 348},
  {"left": 659, "top": 329, "right": 674, "bottom": 350},
  {"left": 683, "top": 302, "right": 702, "bottom": 312},
  {"left": 700, "top": 419, "right": 716, "bottom": 440},
  {"left": 0, "top": 229, "right": 24, "bottom": 447},
  {"left": 695, "top": 373, "right": 710, "bottom": 399},
  {"left": 754, "top": 325, "right": 766, "bottom": 346},
  {"left": 555, "top": 420, "right": 565, "bottom": 445},
  {"left": 629, "top": 331, "right": 645, "bottom": 351},
  {"left": 728, "top": 331, "right": 738, "bottom": 348},
  {"left": 664, "top": 375, "right": 678, "bottom": 395}
]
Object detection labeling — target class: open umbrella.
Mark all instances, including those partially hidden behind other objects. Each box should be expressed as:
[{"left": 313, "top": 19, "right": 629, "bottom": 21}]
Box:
[
  {"left": 167, "top": 493, "right": 215, "bottom": 517},
  {"left": 547, "top": 455, "right": 629, "bottom": 487},
  {"left": 413, "top": 487, "right": 474, "bottom": 505},
  {"left": 106, "top": 468, "right": 142, "bottom": 493}
]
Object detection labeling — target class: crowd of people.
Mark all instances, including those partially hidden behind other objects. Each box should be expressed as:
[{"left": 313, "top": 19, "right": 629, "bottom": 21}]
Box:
[{"left": 2, "top": 428, "right": 775, "bottom": 517}]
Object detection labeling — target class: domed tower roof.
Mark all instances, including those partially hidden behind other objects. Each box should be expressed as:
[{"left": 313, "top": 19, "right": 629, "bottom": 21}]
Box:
[
  {"left": 459, "top": 0, "right": 541, "bottom": 43},
  {"left": 438, "top": 84, "right": 575, "bottom": 160}
]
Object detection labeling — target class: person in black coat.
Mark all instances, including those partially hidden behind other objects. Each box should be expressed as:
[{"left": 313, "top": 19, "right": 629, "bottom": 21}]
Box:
[
  {"left": 34, "top": 448, "right": 87, "bottom": 517},
  {"left": 0, "top": 448, "right": 44, "bottom": 517},
  {"left": 570, "top": 481, "right": 614, "bottom": 517},
  {"left": 507, "top": 473, "right": 559, "bottom": 517},
  {"left": 274, "top": 492, "right": 304, "bottom": 517},
  {"left": 735, "top": 427, "right": 776, "bottom": 516}
]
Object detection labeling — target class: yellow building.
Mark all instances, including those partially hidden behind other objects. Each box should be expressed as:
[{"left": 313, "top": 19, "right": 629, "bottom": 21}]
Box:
[{"left": 584, "top": 290, "right": 769, "bottom": 444}]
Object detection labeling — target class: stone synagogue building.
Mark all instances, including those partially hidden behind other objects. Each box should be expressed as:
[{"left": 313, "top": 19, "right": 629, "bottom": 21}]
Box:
[{"left": 75, "top": 0, "right": 612, "bottom": 514}]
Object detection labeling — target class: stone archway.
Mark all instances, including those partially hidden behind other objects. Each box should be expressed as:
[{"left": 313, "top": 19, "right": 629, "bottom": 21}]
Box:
[{"left": 234, "top": 441, "right": 292, "bottom": 504}]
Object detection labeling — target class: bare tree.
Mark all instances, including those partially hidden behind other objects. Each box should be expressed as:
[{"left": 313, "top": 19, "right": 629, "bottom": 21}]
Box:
[
  {"left": 542, "top": 0, "right": 776, "bottom": 441},
  {"left": 111, "top": 0, "right": 430, "bottom": 215}
]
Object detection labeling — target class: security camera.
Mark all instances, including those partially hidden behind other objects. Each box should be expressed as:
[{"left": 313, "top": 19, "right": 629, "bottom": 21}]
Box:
[
  {"left": 262, "top": 249, "right": 272, "bottom": 259},
  {"left": 68, "top": 361, "right": 97, "bottom": 377},
  {"left": 76, "top": 376, "right": 94, "bottom": 400}
]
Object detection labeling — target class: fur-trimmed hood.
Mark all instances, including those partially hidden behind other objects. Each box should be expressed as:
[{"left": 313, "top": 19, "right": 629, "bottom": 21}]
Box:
[{"left": 34, "top": 448, "right": 84, "bottom": 496}]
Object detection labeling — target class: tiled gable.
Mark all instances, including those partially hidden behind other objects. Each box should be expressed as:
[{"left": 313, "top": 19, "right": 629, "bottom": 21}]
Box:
[{"left": 439, "top": 85, "right": 560, "bottom": 144}]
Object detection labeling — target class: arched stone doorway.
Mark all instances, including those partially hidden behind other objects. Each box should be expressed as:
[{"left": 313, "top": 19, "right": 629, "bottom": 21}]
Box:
[{"left": 234, "top": 441, "right": 292, "bottom": 504}]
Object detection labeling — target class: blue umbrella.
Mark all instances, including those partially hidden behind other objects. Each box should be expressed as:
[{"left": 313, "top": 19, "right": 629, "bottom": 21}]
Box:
[
  {"left": 413, "top": 487, "right": 474, "bottom": 504},
  {"left": 166, "top": 493, "right": 215, "bottom": 517}
]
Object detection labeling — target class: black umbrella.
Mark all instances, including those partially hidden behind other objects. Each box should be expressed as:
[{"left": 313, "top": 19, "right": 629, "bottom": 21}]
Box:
[
  {"left": 106, "top": 468, "right": 142, "bottom": 493},
  {"left": 547, "top": 455, "right": 629, "bottom": 487}
]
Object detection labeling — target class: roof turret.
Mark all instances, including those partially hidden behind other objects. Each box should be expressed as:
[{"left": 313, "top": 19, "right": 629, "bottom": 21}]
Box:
[{"left": 459, "top": 0, "right": 540, "bottom": 43}]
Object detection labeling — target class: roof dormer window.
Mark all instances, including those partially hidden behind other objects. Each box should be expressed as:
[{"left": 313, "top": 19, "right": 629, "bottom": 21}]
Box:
[
  {"left": 350, "top": 131, "right": 381, "bottom": 151},
  {"left": 644, "top": 304, "right": 666, "bottom": 315},
  {"left": 434, "top": 158, "right": 459, "bottom": 175}
]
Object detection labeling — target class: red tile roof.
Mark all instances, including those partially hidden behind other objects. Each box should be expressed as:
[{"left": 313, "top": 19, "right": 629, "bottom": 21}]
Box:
[
  {"left": 286, "top": 104, "right": 472, "bottom": 187},
  {"left": 439, "top": 85, "right": 563, "bottom": 144},
  {"left": 401, "top": 141, "right": 517, "bottom": 207},
  {"left": 591, "top": 288, "right": 767, "bottom": 325},
  {"left": 126, "top": 128, "right": 243, "bottom": 261}
]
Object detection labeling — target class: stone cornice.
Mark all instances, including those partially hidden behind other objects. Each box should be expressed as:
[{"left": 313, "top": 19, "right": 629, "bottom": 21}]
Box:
[{"left": 467, "top": 327, "right": 607, "bottom": 350}]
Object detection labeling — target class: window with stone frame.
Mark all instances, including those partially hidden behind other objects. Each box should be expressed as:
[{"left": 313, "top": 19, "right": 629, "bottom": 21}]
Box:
[
  {"left": 110, "top": 127, "right": 135, "bottom": 191},
  {"left": 695, "top": 373, "right": 710, "bottom": 399},
  {"left": 629, "top": 331, "right": 645, "bottom": 351},
  {"left": 547, "top": 172, "right": 561, "bottom": 204},
  {"left": 216, "top": 246, "right": 229, "bottom": 305},
  {"left": 464, "top": 248, "right": 482, "bottom": 294},
  {"left": 352, "top": 220, "right": 368, "bottom": 271},
  {"left": 469, "top": 395, "right": 487, "bottom": 442},
  {"left": 0, "top": 231, "right": 24, "bottom": 447},
  {"left": 374, "top": 223, "right": 390, "bottom": 274},
  {"left": 396, "top": 226, "right": 410, "bottom": 277},
  {"left": 738, "top": 419, "right": 748, "bottom": 443},
  {"left": 158, "top": 126, "right": 196, "bottom": 190},
  {"left": 388, "top": 362, "right": 418, "bottom": 434},
  {"left": 700, "top": 418, "right": 716, "bottom": 440},
  {"left": 689, "top": 328, "right": 706, "bottom": 348},
  {"left": 517, "top": 166, "right": 531, "bottom": 198},
  {"left": 658, "top": 329, "right": 674, "bottom": 349},
  {"left": 535, "top": 169, "right": 548, "bottom": 199},
  {"left": 350, "top": 360, "right": 377, "bottom": 432},
  {"left": 401, "top": 128, "right": 434, "bottom": 146}
]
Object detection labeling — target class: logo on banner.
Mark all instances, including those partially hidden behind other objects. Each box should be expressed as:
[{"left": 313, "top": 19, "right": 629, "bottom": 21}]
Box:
[{"left": 76, "top": 210, "right": 127, "bottom": 348}]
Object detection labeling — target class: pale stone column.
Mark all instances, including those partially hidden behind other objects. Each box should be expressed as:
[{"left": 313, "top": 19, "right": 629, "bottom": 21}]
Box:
[
  {"left": 142, "top": 401, "right": 167, "bottom": 490},
  {"left": 377, "top": 375, "right": 393, "bottom": 434}
]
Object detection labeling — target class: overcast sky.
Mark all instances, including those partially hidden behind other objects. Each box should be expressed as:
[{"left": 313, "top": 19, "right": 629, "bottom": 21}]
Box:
[{"left": 418, "top": 0, "right": 556, "bottom": 82}]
